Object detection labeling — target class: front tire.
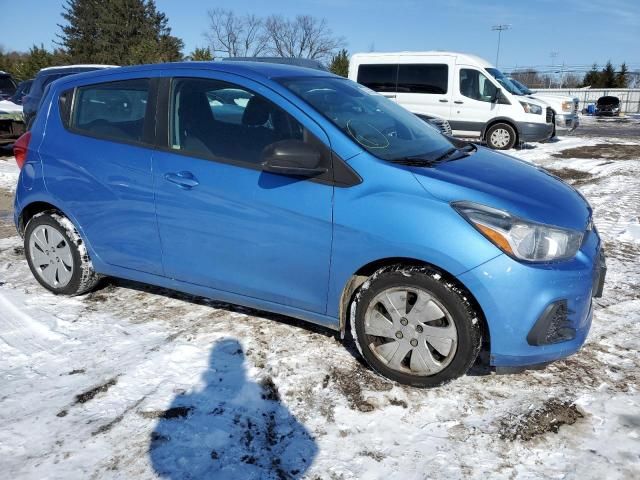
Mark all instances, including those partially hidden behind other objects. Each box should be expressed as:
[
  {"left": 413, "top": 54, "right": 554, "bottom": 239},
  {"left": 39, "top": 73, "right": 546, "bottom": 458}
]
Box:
[
  {"left": 24, "top": 211, "right": 100, "bottom": 295},
  {"left": 485, "top": 123, "right": 516, "bottom": 150},
  {"left": 351, "top": 266, "right": 481, "bottom": 388}
]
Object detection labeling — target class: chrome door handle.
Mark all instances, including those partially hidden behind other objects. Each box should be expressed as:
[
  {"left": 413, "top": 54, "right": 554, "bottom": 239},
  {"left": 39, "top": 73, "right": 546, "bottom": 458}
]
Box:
[{"left": 165, "top": 171, "right": 199, "bottom": 189}]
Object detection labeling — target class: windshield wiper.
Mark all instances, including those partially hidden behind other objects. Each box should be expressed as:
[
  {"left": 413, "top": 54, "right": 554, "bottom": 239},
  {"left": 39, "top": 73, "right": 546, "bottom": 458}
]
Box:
[{"left": 391, "top": 144, "right": 476, "bottom": 167}]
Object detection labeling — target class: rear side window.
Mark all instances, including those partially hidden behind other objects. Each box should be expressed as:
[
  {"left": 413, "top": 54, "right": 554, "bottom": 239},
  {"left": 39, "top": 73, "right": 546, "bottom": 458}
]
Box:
[
  {"left": 71, "top": 79, "right": 149, "bottom": 143},
  {"left": 357, "top": 64, "right": 398, "bottom": 92},
  {"left": 397, "top": 64, "right": 448, "bottom": 94}
]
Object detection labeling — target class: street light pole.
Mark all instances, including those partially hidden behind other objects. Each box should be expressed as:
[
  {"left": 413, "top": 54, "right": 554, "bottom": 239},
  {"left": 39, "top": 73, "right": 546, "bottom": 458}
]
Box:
[{"left": 492, "top": 24, "right": 511, "bottom": 67}]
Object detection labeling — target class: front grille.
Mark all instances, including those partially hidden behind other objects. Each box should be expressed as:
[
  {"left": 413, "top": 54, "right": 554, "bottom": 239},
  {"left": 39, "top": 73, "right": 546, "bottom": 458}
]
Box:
[{"left": 546, "top": 107, "right": 553, "bottom": 123}]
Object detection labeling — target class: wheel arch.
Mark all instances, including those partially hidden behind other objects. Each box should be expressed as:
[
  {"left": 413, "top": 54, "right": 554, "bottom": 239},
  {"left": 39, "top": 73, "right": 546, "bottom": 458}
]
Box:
[
  {"left": 338, "top": 257, "right": 491, "bottom": 357},
  {"left": 17, "top": 200, "right": 62, "bottom": 236}
]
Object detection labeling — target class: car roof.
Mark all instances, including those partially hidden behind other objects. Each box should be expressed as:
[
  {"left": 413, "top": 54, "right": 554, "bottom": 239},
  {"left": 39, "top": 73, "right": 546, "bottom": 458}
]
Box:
[
  {"left": 39, "top": 64, "right": 117, "bottom": 72},
  {"left": 51, "top": 61, "right": 336, "bottom": 85}
]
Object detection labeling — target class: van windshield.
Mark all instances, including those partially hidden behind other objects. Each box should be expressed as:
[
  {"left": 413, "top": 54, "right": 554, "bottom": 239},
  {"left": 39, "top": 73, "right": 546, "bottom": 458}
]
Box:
[
  {"left": 486, "top": 68, "right": 524, "bottom": 96},
  {"left": 278, "top": 76, "right": 454, "bottom": 161}
]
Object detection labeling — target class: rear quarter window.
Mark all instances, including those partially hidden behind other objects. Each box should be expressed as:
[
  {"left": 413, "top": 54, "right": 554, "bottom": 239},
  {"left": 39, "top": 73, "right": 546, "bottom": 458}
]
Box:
[{"left": 70, "top": 78, "right": 150, "bottom": 144}]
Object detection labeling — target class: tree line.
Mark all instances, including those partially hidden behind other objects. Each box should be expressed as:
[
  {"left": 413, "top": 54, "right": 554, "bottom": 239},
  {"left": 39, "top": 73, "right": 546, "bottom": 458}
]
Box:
[
  {"left": 0, "top": 0, "right": 350, "bottom": 82},
  {"left": 510, "top": 61, "right": 632, "bottom": 89}
]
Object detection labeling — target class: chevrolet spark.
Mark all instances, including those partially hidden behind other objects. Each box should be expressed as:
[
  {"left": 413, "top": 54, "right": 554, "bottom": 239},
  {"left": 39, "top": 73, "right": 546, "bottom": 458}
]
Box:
[{"left": 12, "top": 62, "right": 605, "bottom": 387}]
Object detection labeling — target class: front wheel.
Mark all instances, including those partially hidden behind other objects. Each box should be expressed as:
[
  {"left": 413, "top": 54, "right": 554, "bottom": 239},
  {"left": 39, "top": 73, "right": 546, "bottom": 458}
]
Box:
[
  {"left": 485, "top": 123, "right": 516, "bottom": 150},
  {"left": 351, "top": 266, "right": 482, "bottom": 388},
  {"left": 24, "top": 211, "right": 100, "bottom": 295}
]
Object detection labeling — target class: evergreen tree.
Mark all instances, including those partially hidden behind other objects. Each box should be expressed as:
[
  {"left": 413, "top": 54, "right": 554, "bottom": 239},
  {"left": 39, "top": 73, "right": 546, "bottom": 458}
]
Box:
[
  {"left": 601, "top": 61, "right": 616, "bottom": 88},
  {"left": 616, "top": 62, "right": 628, "bottom": 88},
  {"left": 582, "top": 63, "right": 600, "bottom": 87},
  {"left": 188, "top": 47, "right": 214, "bottom": 61},
  {"left": 329, "top": 49, "right": 349, "bottom": 77},
  {"left": 58, "top": 0, "right": 183, "bottom": 65}
]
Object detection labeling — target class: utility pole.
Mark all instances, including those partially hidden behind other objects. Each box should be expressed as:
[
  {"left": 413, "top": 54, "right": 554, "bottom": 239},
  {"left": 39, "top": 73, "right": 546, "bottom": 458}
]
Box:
[
  {"left": 492, "top": 24, "right": 511, "bottom": 68},
  {"left": 549, "top": 51, "right": 558, "bottom": 88}
]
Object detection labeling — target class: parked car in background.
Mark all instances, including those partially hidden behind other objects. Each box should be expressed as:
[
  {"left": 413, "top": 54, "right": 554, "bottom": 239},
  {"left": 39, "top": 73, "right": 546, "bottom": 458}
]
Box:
[
  {"left": 349, "top": 52, "right": 553, "bottom": 150},
  {"left": 507, "top": 77, "right": 579, "bottom": 135},
  {"left": 22, "top": 65, "right": 116, "bottom": 128},
  {"left": 222, "top": 56, "right": 328, "bottom": 71},
  {"left": 0, "top": 71, "right": 17, "bottom": 100},
  {"left": 0, "top": 98, "right": 25, "bottom": 145},
  {"left": 595, "top": 96, "right": 620, "bottom": 116},
  {"left": 13, "top": 61, "right": 603, "bottom": 387},
  {"left": 9, "top": 79, "right": 33, "bottom": 105}
]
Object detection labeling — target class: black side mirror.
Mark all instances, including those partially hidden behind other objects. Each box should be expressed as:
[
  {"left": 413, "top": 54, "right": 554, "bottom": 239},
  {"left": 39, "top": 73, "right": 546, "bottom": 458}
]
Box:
[
  {"left": 491, "top": 87, "right": 502, "bottom": 103},
  {"left": 261, "top": 140, "right": 327, "bottom": 177}
]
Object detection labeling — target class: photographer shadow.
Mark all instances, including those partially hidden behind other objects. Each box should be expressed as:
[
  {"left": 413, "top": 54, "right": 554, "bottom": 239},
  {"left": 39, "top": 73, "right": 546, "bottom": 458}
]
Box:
[{"left": 149, "top": 339, "right": 317, "bottom": 479}]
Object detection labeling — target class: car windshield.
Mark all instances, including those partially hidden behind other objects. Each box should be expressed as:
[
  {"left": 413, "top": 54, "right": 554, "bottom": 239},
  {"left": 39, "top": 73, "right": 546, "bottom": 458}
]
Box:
[
  {"left": 486, "top": 68, "right": 524, "bottom": 95},
  {"left": 509, "top": 78, "right": 533, "bottom": 95},
  {"left": 278, "top": 76, "right": 454, "bottom": 161}
]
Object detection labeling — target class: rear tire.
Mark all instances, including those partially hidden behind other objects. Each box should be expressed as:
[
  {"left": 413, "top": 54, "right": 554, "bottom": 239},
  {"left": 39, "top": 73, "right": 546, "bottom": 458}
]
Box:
[
  {"left": 24, "top": 211, "right": 100, "bottom": 295},
  {"left": 485, "top": 123, "right": 516, "bottom": 150},
  {"left": 351, "top": 266, "right": 482, "bottom": 388}
]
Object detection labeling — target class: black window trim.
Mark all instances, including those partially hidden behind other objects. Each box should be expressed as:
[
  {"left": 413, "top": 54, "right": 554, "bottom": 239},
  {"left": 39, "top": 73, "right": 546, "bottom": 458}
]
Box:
[
  {"left": 61, "top": 77, "right": 159, "bottom": 150},
  {"left": 356, "top": 63, "right": 399, "bottom": 93},
  {"left": 154, "top": 75, "right": 361, "bottom": 188}
]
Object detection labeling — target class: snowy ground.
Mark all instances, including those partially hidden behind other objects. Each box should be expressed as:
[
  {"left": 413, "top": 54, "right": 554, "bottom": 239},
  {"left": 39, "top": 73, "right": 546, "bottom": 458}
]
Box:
[{"left": 1, "top": 124, "right": 639, "bottom": 479}]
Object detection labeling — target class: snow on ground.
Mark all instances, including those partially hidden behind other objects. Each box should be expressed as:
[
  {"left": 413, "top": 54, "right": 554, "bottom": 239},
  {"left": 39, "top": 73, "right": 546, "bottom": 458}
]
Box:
[{"left": 0, "top": 129, "right": 639, "bottom": 479}]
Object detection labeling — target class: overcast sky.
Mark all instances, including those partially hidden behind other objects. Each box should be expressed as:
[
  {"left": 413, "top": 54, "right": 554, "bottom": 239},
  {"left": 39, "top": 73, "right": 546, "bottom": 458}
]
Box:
[{"left": 2, "top": 0, "right": 638, "bottom": 72}]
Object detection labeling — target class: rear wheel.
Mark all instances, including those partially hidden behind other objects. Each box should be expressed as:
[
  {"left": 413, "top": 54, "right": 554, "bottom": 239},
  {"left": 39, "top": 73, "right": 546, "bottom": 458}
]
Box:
[
  {"left": 24, "top": 212, "right": 100, "bottom": 295},
  {"left": 485, "top": 123, "right": 516, "bottom": 150},
  {"left": 351, "top": 266, "right": 482, "bottom": 388}
]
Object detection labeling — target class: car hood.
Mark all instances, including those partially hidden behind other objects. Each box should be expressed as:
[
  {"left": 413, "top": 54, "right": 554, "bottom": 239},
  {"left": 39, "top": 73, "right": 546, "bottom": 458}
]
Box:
[{"left": 408, "top": 147, "right": 591, "bottom": 231}]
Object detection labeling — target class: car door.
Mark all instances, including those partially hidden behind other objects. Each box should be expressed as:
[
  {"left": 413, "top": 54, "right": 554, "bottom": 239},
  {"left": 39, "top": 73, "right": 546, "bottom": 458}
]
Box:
[
  {"left": 450, "top": 65, "right": 502, "bottom": 137},
  {"left": 152, "top": 73, "right": 334, "bottom": 314},
  {"left": 394, "top": 61, "right": 452, "bottom": 120},
  {"left": 40, "top": 77, "right": 163, "bottom": 275}
]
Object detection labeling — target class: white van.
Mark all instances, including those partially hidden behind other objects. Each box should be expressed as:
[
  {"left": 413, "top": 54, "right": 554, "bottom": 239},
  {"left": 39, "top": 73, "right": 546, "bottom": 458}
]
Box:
[{"left": 349, "top": 52, "right": 553, "bottom": 149}]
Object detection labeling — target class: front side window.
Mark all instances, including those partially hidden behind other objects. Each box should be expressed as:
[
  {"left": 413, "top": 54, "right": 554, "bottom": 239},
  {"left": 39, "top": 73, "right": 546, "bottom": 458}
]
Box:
[
  {"left": 397, "top": 64, "right": 448, "bottom": 94},
  {"left": 357, "top": 64, "right": 398, "bottom": 92},
  {"left": 280, "top": 76, "right": 454, "bottom": 162},
  {"left": 459, "top": 69, "right": 499, "bottom": 102},
  {"left": 170, "top": 78, "right": 307, "bottom": 165},
  {"left": 71, "top": 78, "right": 149, "bottom": 143}
]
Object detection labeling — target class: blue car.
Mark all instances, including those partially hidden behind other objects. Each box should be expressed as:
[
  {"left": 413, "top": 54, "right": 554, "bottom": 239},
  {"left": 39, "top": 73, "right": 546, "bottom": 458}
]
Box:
[{"left": 12, "top": 62, "right": 605, "bottom": 387}]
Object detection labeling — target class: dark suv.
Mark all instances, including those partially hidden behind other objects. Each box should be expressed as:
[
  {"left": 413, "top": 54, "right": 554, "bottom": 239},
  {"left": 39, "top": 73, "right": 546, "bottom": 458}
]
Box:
[
  {"left": 0, "top": 72, "right": 17, "bottom": 100},
  {"left": 22, "top": 65, "right": 115, "bottom": 128}
]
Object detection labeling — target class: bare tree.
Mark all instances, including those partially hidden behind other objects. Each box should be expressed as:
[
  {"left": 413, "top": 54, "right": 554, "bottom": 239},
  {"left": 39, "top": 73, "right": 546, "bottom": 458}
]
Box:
[
  {"left": 264, "top": 15, "right": 344, "bottom": 62},
  {"left": 205, "top": 8, "right": 269, "bottom": 57}
]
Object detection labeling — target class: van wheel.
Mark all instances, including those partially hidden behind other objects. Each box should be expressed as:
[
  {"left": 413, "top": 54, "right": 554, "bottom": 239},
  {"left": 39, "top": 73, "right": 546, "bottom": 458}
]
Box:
[
  {"left": 351, "top": 266, "right": 481, "bottom": 388},
  {"left": 486, "top": 123, "right": 516, "bottom": 149},
  {"left": 24, "top": 211, "right": 101, "bottom": 296}
]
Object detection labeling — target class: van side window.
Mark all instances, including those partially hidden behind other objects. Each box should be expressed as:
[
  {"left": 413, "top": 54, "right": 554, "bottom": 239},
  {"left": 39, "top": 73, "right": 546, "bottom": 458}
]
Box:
[
  {"left": 357, "top": 64, "right": 398, "bottom": 92},
  {"left": 397, "top": 64, "right": 448, "bottom": 94},
  {"left": 459, "top": 69, "right": 498, "bottom": 102},
  {"left": 71, "top": 79, "right": 149, "bottom": 143},
  {"left": 170, "top": 78, "right": 308, "bottom": 166}
]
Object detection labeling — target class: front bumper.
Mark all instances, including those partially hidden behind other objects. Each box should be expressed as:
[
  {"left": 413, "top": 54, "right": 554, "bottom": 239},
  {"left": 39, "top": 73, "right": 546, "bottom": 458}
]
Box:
[
  {"left": 554, "top": 113, "right": 579, "bottom": 132},
  {"left": 457, "top": 227, "right": 602, "bottom": 367},
  {"left": 517, "top": 121, "right": 554, "bottom": 143}
]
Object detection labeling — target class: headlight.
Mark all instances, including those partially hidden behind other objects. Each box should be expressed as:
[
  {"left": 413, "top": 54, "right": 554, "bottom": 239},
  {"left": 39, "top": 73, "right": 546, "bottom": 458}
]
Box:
[
  {"left": 561, "top": 101, "right": 573, "bottom": 112},
  {"left": 453, "top": 202, "right": 583, "bottom": 262},
  {"left": 519, "top": 101, "right": 543, "bottom": 115}
]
